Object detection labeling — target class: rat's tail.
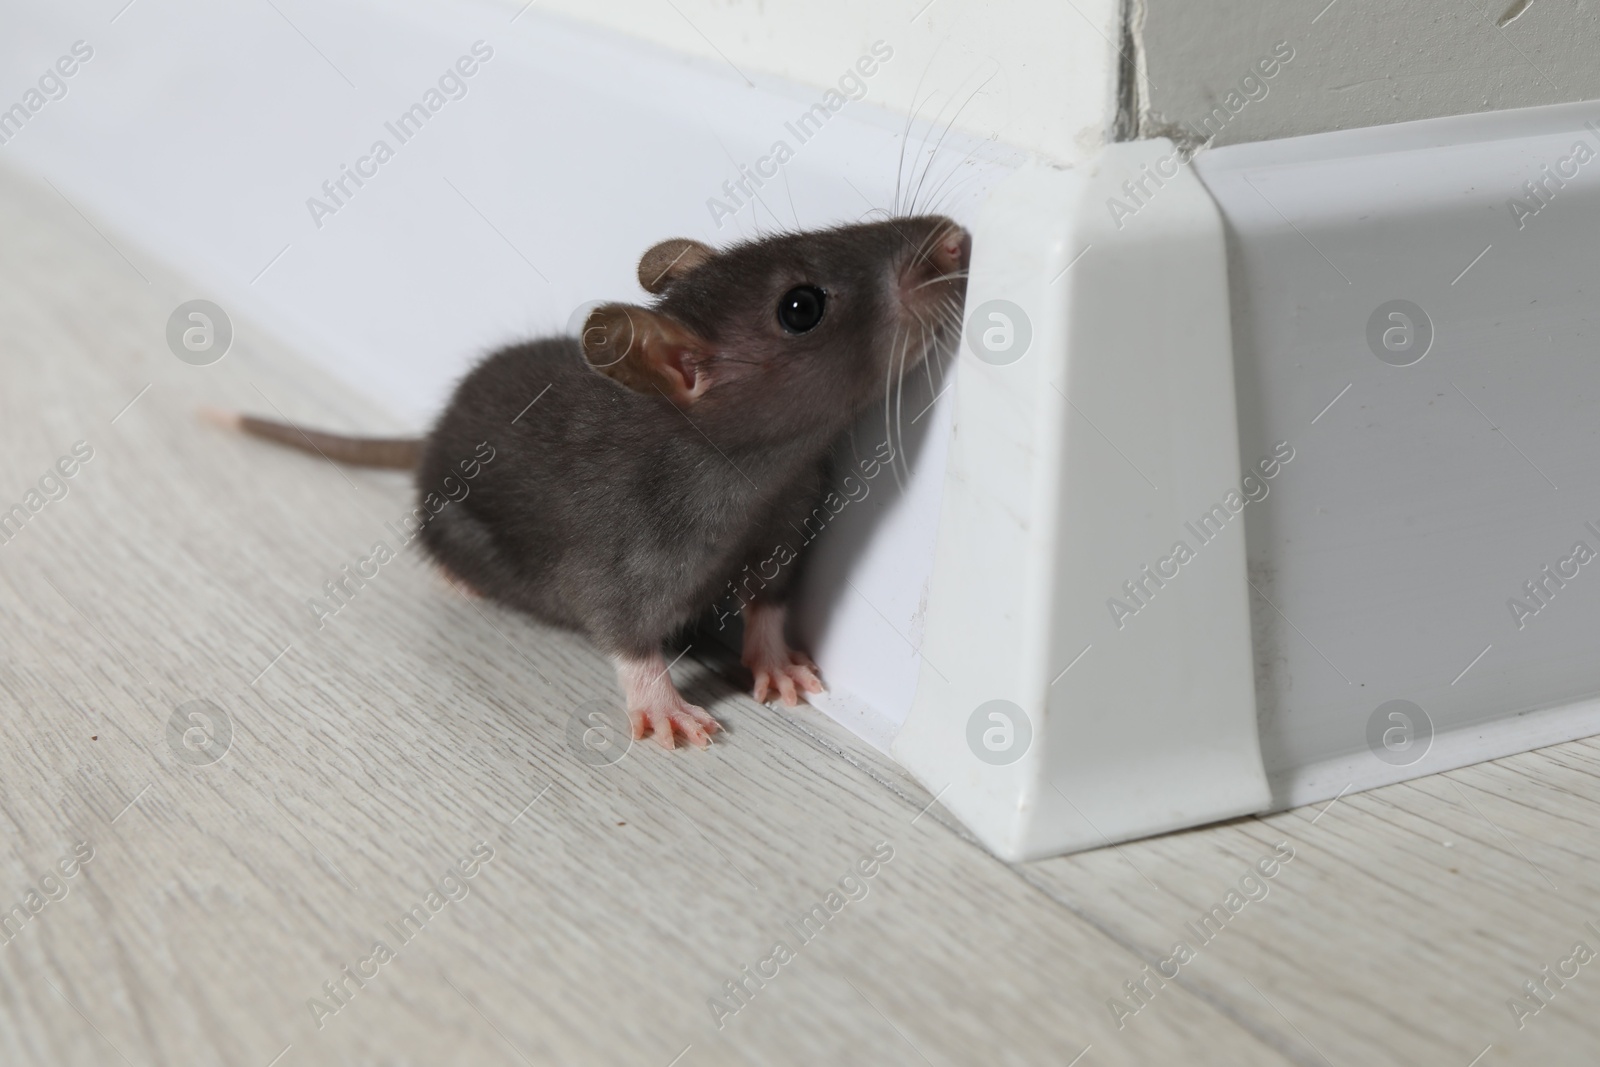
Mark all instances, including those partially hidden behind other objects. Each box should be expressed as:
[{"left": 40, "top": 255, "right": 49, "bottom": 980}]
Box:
[{"left": 199, "top": 407, "right": 421, "bottom": 469}]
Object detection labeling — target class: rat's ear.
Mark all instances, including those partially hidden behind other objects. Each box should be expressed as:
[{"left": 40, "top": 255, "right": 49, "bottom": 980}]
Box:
[
  {"left": 637, "top": 238, "right": 713, "bottom": 294},
  {"left": 582, "top": 304, "right": 713, "bottom": 405}
]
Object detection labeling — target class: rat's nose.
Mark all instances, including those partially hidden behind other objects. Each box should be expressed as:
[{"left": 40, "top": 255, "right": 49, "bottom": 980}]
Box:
[
  {"left": 898, "top": 218, "right": 971, "bottom": 310},
  {"left": 929, "top": 223, "right": 971, "bottom": 276}
]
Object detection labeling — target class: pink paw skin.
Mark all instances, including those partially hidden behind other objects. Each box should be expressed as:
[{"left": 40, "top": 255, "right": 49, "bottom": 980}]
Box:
[
  {"left": 747, "top": 651, "right": 824, "bottom": 707},
  {"left": 741, "top": 601, "right": 825, "bottom": 708},
  {"left": 615, "top": 649, "right": 721, "bottom": 750},
  {"left": 629, "top": 695, "right": 721, "bottom": 750}
]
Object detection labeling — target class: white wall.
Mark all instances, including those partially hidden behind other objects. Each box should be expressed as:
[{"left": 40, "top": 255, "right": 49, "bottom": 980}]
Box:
[
  {"left": 535, "top": 0, "right": 1600, "bottom": 160},
  {"left": 0, "top": 0, "right": 1029, "bottom": 426},
  {"left": 1132, "top": 0, "right": 1600, "bottom": 147},
  {"left": 532, "top": 0, "right": 1123, "bottom": 166}
]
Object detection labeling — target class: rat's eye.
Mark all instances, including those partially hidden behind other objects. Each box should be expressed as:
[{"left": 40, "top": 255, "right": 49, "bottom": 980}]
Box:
[{"left": 777, "top": 286, "right": 826, "bottom": 333}]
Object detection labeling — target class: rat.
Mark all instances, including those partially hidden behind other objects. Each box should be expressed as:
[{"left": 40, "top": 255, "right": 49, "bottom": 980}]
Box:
[{"left": 205, "top": 215, "right": 970, "bottom": 749}]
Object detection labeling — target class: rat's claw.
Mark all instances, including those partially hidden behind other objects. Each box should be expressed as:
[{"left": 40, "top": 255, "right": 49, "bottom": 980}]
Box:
[
  {"left": 648, "top": 706, "right": 676, "bottom": 749},
  {"left": 629, "top": 698, "right": 719, "bottom": 750},
  {"left": 750, "top": 657, "right": 825, "bottom": 708}
]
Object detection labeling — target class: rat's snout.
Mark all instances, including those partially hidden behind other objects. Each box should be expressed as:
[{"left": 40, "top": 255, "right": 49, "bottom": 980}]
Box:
[
  {"left": 880, "top": 217, "right": 971, "bottom": 377},
  {"left": 929, "top": 223, "right": 971, "bottom": 277},
  {"left": 897, "top": 218, "right": 971, "bottom": 318},
  {"left": 902, "top": 217, "right": 972, "bottom": 329}
]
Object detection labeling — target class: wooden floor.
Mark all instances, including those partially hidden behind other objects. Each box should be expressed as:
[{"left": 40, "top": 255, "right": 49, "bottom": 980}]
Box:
[{"left": 2, "top": 160, "right": 1598, "bottom": 1067}]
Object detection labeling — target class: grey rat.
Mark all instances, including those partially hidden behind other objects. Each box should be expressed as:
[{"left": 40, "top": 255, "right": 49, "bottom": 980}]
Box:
[{"left": 207, "top": 215, "right": 970, "bottom": 748}]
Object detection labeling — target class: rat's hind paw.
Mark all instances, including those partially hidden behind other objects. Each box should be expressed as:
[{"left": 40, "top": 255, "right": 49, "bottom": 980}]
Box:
[
  {"left": 749, "top": 652, "right": 825, "bottom": 708},
  {"left": 628, "top": 695, "right": 721, "bottom": 750}
]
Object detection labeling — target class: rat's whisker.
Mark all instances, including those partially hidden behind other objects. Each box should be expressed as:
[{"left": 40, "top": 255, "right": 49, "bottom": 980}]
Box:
[
  {"left": 920, "top": 166, "right": 983, "bottom": 225},
  {"left": 894, "top": 323, "right": 913, "bottom": 483},
  {"left": 912, "top": 89, "right": 994, "bottom": 218},
  {"left": 910, "top": 270, "right": 970, "bottom": 292},
  {"left": 909, "top": 63, "right": 998, "bottom": 216},
  {"left": 884, "top": 321, "right": 905, "bottom": 492},
  {"left": 897, "top": 325, "right": 916, "bottom": 485},
  {"left": 895, "top": 44, "right": 946, "bottom": 216},
  {"left": 719, "top": 141, "right": 797, "bottom": 239},
  {"left": 918, "top": 129, "right": 997, "bottom": 219},
  {"left": 943, "top": 296, "right": 965, "bottom": 337},
  {"left": 903, "top": 98, "right": 960, "bottom": 218},
  {"left": 893, "top": 323, "right": 917, "bottom": 488},
  {"left": 904, "top": 225, "right": 953, "bottom": 280},
  {"left": 779, "top": 167, "right": 801, "bottom": 229}
]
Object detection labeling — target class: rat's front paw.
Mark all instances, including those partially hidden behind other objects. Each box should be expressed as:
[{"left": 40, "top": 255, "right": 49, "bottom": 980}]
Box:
[
  {"left": 739, "top": 600, "right": 825, "bottom": 707},
  {"left": 747, "top": 650, "right": 825, "bottom": 708},
  {"left": 627, "top": 695, "right": 721, "bottom": 750}
]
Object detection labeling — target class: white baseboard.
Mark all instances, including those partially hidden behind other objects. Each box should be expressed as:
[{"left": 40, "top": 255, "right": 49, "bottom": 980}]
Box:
[
  {"left": 893, "top": 100, "right": 1600, "bottom": 858},
  {"left": 895, "top": 147, "right": 1270, "bottom": 861}
]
